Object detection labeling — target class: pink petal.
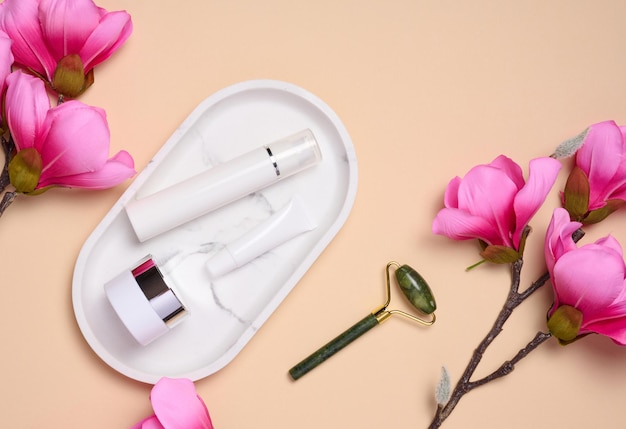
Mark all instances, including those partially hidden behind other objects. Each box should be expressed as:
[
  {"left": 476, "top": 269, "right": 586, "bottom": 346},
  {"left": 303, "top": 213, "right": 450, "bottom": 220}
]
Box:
[
  {"left": 544, "top": 208, "right": 581, "bottom": 279},
  {"left": 432, "top": 207, "right": 504, "bottom": 246},
  {"left": 0, "top": 0, "right": 57, "bottom": 79},
  {"left": 38, "top": 0, "right": 101, "bottom": 60},
  {"left": 38, "top": 100, "right": 110, "bottom": 178},
  {"left": 131, "top": 415, "right": 164, "bottom": 429},
  {"left": 5, "top": 70, "right": 50, "bottom": 150},
  {"left": 552, "top": 245, "right": 625, "bottom": 319},
  {"left": 80, "top": 10, "right": 132, "bottom": 71},
  {"left": 594, "top": 235, "right": 624, "bottom": 257},
  {"left": 456, "top": 164, "right": 519, "bottom": 247},
  {"left": 512, "top": 157, "right": 561, "bottom": 248},
  {"left": 607, "top": 182, "right": 626, "bottom": 203},
  {"left": 576, "top": 121, "right": 625, "bottom": 208},
  {"left": 0, "top": 30, "right": 14, "bottom": 94},
  {"left": 582, "top": 301, "right": 626, "bottom": 345},
  {"left": 595, "top": 124, "right": 626, "bottom": 203},
  {"left": 489, "top": 155, "right": 525, "bottom": 189},
  {"left": 442, "top": 176, "right": 461, "bottom": 208},
  {"left": 150, "top": 378, "right": 213, "bottom": 429},
  {"left": 38, "top": 150, "right": 135, "bottom": 189}
]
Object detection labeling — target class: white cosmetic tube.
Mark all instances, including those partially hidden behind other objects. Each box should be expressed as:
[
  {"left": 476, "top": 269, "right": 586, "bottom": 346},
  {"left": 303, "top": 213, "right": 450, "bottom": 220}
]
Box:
[
  {"left": 205, "top": 196, "right": 317, "bottom": 279},
  {"left": 125, "top": 129, "right": 322, "bottom": 242}
]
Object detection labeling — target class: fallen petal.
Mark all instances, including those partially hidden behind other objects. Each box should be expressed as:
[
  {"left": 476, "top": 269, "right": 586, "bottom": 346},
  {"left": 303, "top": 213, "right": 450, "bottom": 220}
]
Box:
[{"left": 151, "top": 378, "right": 213, "bottom": 429}]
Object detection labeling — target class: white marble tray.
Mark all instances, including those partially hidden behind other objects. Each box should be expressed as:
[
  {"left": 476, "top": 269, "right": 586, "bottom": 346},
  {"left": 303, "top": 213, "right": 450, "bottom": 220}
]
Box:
[{"left": 71, "top": 80, "right": 358, "bottom": 383}]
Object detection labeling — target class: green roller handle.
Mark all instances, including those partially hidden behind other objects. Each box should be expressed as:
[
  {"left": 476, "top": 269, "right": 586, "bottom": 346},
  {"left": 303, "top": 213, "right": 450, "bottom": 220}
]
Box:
[{"left": 289, "top": 313, "right": 379, "bottom": 380}]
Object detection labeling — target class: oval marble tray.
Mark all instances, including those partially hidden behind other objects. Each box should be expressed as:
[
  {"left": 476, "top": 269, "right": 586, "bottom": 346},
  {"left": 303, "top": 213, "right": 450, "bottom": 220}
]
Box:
[{"left": 71, "top": 80, "right": 358, "bottom": 383}]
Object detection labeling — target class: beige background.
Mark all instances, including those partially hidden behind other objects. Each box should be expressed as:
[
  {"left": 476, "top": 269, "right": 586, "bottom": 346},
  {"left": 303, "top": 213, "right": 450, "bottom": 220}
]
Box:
[{"left": 2, "top": 1, "right": 626, "bottom": 427}]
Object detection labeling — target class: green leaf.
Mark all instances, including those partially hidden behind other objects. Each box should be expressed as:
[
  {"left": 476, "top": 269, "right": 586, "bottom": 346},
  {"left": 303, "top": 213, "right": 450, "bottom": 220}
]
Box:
[
  {"left": 52, "top": 54, "right": 86, "bottom": 98},
  {"left": 563, "top": 166, "right": 590, "bottom": 221},
  {"left": 478, "top": 239, "right": 489, "bottom": 251},
  {"left": 479, "top": 245, "right": 521, "bottom": 264},
  {"left": 517, "top": 225, "right": 531, "bottom": 257},
  {"left": 8, "top": 148, "right": 42, "bottom": 193},
  {"left": 583, "top": 199, "right": 626, "bottom": 224},
  {"left": 547, "top": 305, "right": 582, "bottom": 343}
]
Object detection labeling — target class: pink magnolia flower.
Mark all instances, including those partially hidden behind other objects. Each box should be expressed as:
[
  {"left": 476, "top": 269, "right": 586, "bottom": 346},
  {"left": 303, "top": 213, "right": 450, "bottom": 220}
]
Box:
[
  {"left": 545, "top": 207, "right": 626, "bottom": 345},
  {"left": 432, "top": 155, "right": 561, "bottom": 261},
  {"left": 562, "top": 120, "right": 626, "bottom": 223},
  {"left": 132, "top": 378, "right": 214, "bottom": 429},
  {"left": 5, "top": 70, "right": 135, "bottom": 191},
  {"left": 0, "top": 0, "right": 132, "bottom": 96},
  {"left": 0, "top": 29, "right": 13, "bottom": 96}
]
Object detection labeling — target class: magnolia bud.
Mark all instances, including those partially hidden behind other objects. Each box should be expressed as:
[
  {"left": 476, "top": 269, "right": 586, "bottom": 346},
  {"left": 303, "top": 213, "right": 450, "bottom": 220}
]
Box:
[
  {"left": 9, "top": 148, "right": 42, "bottom": 193},
  {"left": 547, "top": 305, "right": 583, "bottom": 344},
  {"left": 435, "top": 366, "right": 451, "bottom": 406},
  {"left": 53, "top": 54, "right": 86, "bottom": 98},
  {"left": 551, "top": 128, "right": 588, "bottom": 159}
]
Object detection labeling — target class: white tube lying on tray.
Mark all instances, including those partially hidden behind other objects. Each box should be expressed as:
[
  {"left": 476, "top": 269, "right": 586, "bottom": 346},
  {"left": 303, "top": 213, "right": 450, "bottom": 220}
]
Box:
[
  {"left": 125, "top": 129, "right": 322, "bottom": 242},
  {"left": 206, "top": 196, "right": 318, "bottom": 279}
]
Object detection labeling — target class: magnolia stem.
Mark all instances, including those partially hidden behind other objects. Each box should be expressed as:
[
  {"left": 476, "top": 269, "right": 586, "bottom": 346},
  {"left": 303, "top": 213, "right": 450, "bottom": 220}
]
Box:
[
  {"left": 429, "top": 330, "right": 552, "bottom": 429},
  {"left": 0, "top": 134, "right": 13, "bottom": 194},
  {"left": 428, "top": 259, "right": 527, "bottom": 428},
  {"left": 0, "top": 135, "right": 16, "bottom": 217},
  {"left": 428, "top": 228, "right": 586, "bottom": 428},
  {"left": 467, "top": 331, "right": 552, "bottom": 390},
  {"left": 0, "top": 167, "right": 9, "bottom": 193},
  {"left": 0, "top": 190, "right": 16, "bottom": 217}
]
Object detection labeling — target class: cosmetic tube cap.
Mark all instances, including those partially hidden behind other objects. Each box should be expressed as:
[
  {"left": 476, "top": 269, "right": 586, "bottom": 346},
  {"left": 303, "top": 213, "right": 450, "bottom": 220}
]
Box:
[
  {"left": 104, "top": 256, "right": 187, "bottom": 346},
  {"left": 268, "top": 129, "right": 322, "bottom": 178}
]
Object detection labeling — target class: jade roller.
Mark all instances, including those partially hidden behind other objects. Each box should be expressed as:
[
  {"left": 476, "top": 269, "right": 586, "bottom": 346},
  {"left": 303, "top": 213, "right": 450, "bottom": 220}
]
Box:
[{"left": 289, "top": 261, "right": 437, "bottom": 380}]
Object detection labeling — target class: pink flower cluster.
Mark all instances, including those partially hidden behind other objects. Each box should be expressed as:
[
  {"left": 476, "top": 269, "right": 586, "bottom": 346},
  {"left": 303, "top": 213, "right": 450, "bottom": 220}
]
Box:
[
  {"left": 433, "top": 120, "right": 626, "bottom": 345},
  {"left": 0, "top": 0, "right": 132, "bottom": 87},
  {"left": 431, "top": 155, "right": 561, "bottom": 253},
  {"left": 0, "top": 0, "right": 135, "bottom": 193},
  {"left": 562, "top": 120, "right": 626, "bottom": 223},
  {"left": 545, "top": 208, "right": 626, "bottom": 344}
]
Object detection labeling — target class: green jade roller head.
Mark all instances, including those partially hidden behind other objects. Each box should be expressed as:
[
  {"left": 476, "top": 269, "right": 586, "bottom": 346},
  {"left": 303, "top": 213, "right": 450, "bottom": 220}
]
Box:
[{"left": 289, "top": 261, "right": 437, "bottom": 380}]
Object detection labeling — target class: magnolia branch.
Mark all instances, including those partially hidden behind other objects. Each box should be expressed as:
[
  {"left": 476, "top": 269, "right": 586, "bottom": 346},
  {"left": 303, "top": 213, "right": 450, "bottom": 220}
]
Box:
[
  {"left": 428, "top": 229, "right": 585, "bottom": 428},
  {"left": 428, "top": 259, "right": 528, "bottom": 428},
  {"left": 429, "top": 327, "right": 552, "bottom": 428},
  {"left": 468, "top": 331, "right": 552, "bottom": 390},
  {"left": 0, "top": 135, "right": 15, "bottom": 218},
  {"left": 0, "top": 135, "right": 12, "bottom": 192}
]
